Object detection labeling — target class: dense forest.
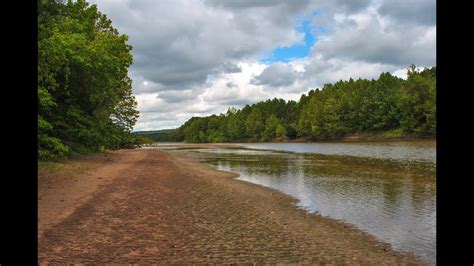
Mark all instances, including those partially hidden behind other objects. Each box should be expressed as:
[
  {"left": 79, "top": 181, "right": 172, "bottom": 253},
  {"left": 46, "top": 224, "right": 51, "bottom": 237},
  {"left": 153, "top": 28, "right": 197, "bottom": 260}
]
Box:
[
  {"left": 38, "top": 0, "right": 143, "bottom": 160},
  {"left": 134, "top": 129, "right": 177, "bottom": 142},
  {"left": 172, "top": 65, "right": 436, "bottom": 143}
]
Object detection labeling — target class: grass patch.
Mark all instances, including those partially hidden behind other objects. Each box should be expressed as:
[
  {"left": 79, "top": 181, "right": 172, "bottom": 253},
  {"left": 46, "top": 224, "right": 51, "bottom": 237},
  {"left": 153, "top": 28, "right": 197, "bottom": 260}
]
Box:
[
  {"left": 379, "top": 128, "right": 405, "bottom": 138},
  {"left": 38, "top": 161, "right": 61, "bottom": 174},
  {"left": 73, "top": 163, "right": 90, "bottom": 174}
]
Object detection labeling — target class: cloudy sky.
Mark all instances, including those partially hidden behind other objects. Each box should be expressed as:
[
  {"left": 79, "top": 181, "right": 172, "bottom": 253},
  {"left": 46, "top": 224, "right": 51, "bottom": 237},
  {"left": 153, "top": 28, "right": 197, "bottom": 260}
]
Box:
[{"left": 89, "top": 0, "right": 436, "bottom": 131}]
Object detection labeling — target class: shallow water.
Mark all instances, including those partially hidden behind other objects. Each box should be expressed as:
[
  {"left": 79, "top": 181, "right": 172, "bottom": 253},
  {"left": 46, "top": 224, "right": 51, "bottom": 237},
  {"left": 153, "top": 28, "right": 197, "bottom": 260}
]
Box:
[
  {"left": 182, "top": 141, "right": 436, "bottom": 264},
  {"left": 240, "top": 141, "right": 436, "bottom": 164}
]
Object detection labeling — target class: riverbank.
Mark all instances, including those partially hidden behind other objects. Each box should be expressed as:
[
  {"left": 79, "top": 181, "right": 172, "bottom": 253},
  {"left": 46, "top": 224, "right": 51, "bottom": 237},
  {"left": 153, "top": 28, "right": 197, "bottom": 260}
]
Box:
[
  {"left": 147, "top": 132, "right": 435, "bottom": 145},
  {"left": 288, "top": 131, "right": 435, "bottom": 142},
  {"left": 38, "top": 148, "right": 426, "bottom": 264}
]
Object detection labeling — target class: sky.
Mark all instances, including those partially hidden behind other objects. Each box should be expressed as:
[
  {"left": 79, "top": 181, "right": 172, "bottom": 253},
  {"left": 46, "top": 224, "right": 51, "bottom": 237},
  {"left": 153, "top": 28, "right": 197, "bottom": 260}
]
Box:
[{"left": 89, "top": 0, "right": 436, "bottom": 131}]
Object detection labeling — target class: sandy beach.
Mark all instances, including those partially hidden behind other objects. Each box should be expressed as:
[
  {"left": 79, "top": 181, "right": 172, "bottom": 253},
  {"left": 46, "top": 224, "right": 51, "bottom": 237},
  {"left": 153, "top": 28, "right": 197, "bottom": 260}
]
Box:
[{"left": 38, "top": 148, "right": 425, "bottom": 264}]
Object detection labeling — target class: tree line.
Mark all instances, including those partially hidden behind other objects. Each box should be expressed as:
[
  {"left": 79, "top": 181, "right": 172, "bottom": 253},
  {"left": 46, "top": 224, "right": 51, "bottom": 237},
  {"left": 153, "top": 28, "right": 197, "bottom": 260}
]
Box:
[
  {"left": 134, "top": 129, "right": 177, "bottom": 142},
  {"left": 38, "top": 0, "right": 142, "bottom": 160},
  {"left": 172, "top": 65, "right": 436, "bottom": 143}
]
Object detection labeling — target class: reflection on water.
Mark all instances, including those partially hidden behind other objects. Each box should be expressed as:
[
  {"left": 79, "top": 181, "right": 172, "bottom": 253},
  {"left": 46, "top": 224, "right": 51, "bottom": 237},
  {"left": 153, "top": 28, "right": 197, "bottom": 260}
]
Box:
[
  {"left": 241, "top": 141, "right": 436, "bottom": 164},
  {"left": 188, "top": 142, "right": 435, "bottom": 264}
]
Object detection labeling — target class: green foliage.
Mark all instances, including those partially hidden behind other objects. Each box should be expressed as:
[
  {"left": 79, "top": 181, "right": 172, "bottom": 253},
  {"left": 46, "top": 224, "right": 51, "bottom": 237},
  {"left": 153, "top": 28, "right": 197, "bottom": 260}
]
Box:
[
  {"left": 275, "top": 124, "right": 287, "bottom": 137},
  {"left": 38, "top": 0, "right": 140, "bottom": 161},
  {"left": 38, "top": 134, "right": 70, "bottom": 161},
  {"left": 135, "top": 129, "right": 177, "bottom": 142},
  {"left": 245, "top": 108, "right": 264, "bottom": 140},
  {"left": 226, "top": 113, "right": 243, "bottom": 141},
  {"left": 136, "top": 135, "right": 156, "bottom": 145},
  {"left": 398, "top": 66, "right": 436, "bottom": 135},
  {"left": 176, "top": 65, "right": 436, "bottom": 143},
  {"left": 263, "top": 115, "right": 280, "bottom": 140}
]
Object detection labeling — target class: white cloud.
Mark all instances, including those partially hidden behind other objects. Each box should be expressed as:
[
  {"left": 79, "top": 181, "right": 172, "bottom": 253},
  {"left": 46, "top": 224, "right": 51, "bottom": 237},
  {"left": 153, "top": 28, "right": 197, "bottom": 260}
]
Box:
[
  {"left": 91, "top": 0, "right": 309, "bottom": 92},
  {"left": 312, "top": 8, "right": 436, "bottom": 66},
  {"left": 392, "top": 68, "right": 409, "bottom": 80},
  {"left": 251, "top": 62, "right": 300, "bottom": 87},
  {"left": 88, "top": 0, "right": 435, "bottom": 130},
  {"left": 201, "top": 62, "right": 268, "bottom": 106}
]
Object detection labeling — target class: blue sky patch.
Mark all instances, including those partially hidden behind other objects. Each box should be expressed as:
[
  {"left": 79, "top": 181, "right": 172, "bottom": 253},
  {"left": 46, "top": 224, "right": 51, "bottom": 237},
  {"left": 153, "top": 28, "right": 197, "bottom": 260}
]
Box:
[{"left": 260, "top": 16, "right": 318, "bottom": 63}]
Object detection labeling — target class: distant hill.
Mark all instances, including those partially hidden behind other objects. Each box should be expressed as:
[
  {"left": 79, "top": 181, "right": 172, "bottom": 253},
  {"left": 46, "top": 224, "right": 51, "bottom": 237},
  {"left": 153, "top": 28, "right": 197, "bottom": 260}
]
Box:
[
  {"left": 133, "top": 129, "right": 178, "bottom": 142},
  {"left": 134, "top": 129, "right": 176, "bottom": 135}
]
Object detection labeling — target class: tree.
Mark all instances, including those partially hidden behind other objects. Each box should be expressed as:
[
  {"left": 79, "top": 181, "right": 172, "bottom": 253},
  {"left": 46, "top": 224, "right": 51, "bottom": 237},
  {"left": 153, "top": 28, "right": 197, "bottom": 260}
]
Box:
[
  {"left": 176, "top": 65, "right": 435, "bottom": 143},
  {"left": 275, "top": 124, "right": 287, "bottom": 137},
  {"left": 226, "top": 113, "right": 243, "bottom": 141},
  {"left": 263, "top": 115, "right": 280, "bottom": 140},
  {"left": 38, "top": 0, "right": 139, "bottom": 160},
  {"left": 245, "top": 108, "right": 264, "bottom": 140},
  {"left": 398, "top": 67, "right": 436, "bottom": 134}
]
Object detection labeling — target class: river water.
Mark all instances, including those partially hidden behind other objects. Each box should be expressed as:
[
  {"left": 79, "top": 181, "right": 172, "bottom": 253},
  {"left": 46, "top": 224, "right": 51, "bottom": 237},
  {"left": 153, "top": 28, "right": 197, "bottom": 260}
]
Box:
[{"left": 173, "top": 140, "right": 436, "bottom": 264}]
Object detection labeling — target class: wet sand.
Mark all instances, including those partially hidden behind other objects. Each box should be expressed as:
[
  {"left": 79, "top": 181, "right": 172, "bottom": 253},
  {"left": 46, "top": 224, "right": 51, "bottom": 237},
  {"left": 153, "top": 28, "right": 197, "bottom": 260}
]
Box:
[{"left": 38, "top": 148, "right": 426, "bottom": 264}]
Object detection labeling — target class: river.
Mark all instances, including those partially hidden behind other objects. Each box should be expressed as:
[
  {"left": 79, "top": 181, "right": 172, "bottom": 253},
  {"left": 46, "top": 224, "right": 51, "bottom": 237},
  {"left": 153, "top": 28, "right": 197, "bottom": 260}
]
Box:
[{"left": 168, "top": 140, "right": 436, "bottom": 264}]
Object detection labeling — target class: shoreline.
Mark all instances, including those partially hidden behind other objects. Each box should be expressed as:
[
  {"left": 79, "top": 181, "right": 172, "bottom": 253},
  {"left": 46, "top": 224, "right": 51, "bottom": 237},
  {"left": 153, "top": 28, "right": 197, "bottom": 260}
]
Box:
[
  {"left": 146, "top": 135, "right": 436, "bottom": 145},
  {"left": 286, "top": 135, "right": 436, "bottom": 143},
  {"left": 39, "top": 148, "right": 426, "bottom": 264}
]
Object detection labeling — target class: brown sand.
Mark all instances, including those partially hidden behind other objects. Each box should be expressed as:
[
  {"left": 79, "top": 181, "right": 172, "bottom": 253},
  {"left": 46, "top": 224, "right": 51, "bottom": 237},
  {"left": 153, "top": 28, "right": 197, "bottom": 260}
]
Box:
[{"left": 38, "top": 148, "right": 426, "bottom": 264}]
